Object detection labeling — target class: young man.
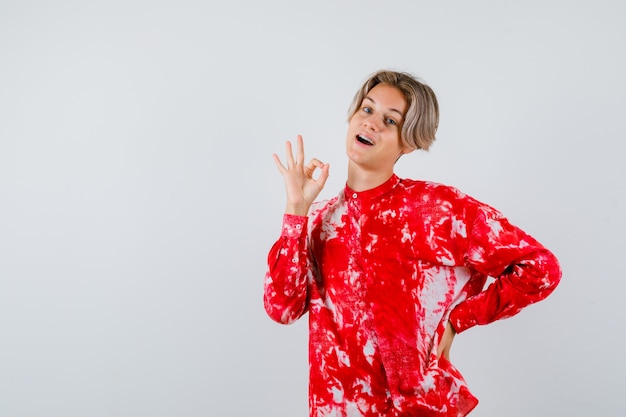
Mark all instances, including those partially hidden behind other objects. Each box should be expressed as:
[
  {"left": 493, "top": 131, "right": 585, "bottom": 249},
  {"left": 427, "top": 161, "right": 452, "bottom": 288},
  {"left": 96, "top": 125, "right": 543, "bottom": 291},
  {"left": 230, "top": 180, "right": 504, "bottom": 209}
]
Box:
[{"left": 264, "top": 70, "right": 561, "bottom": 417}]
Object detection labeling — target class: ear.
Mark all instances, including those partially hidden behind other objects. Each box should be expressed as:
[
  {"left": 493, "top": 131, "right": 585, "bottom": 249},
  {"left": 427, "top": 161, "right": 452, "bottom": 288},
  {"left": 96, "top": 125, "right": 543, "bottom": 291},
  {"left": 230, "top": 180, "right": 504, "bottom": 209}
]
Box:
[
  {"left": 401, "top": 144, "right": 417, "bottom": 155},
  {"left": 396, "top": 145, "right": 417, "bottom": 164}
]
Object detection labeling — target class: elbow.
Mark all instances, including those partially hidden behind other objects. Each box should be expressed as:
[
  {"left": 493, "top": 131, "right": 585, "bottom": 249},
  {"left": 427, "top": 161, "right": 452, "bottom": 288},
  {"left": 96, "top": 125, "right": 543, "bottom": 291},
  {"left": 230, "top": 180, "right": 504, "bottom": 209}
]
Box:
[
  {"left": 507, "top": 248, "right": 562, "bottom": 301},
  {"left": 543, "top": 249, "right": 562, "bottom": 293},
  {"left": 263, "top": 295, "right": 307, "bottom": 325},
  {"left": 526, "top": 248, "right": 562, "bottom": 299},
  {"left": 263, "top": 269, "right": 309, "bottom": 325}
]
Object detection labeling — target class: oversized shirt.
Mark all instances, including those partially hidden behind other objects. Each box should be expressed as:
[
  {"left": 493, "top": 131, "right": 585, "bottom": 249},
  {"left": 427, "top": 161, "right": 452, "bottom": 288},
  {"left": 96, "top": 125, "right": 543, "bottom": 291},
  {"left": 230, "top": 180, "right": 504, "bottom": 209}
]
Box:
[{"left": 264, "top": 174, "right": 561, "bottom": 417}]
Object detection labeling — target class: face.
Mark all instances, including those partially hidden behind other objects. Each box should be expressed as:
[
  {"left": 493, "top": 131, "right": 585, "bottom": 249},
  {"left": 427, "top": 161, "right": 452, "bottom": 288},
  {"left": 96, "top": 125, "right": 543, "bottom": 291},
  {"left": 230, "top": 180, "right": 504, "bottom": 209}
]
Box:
[{"left": 346, "top": 83, "right": 413, "bottom": 173}]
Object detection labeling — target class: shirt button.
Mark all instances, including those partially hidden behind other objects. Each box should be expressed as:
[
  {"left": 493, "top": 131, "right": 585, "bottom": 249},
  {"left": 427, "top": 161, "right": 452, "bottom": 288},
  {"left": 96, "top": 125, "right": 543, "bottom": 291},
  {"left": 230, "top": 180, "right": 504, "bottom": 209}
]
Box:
[
  {"left": 295, "top": 224, "right": 302, "bottom": 230},
  {"left": 352, "top": 193, "right": 358, "bottom": 198}
]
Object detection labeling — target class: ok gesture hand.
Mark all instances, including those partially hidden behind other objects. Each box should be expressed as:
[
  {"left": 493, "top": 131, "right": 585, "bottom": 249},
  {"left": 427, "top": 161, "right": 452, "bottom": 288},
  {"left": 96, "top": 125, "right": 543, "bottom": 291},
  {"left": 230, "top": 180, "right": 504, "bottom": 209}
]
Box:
[{"left": 273, "top": 135, "right": 330, "bottom": 216}]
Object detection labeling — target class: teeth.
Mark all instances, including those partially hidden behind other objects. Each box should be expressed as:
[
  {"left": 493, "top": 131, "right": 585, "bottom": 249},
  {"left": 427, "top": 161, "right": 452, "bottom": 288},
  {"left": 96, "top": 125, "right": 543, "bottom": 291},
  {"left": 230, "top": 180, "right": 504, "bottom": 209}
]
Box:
[{"left": 357, "top": 135, "right": 374, "bottom": 145}]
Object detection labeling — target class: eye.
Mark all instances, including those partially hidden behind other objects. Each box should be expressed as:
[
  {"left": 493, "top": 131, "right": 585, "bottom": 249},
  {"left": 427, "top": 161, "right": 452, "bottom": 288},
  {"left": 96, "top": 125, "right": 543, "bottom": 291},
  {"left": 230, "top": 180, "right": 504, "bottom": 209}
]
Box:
[
  {"left": 385, "top": 118, "right": 397, "bottom": 126},
  {"left": 362, "top": 106, "right": 372, "bottom": 114}
]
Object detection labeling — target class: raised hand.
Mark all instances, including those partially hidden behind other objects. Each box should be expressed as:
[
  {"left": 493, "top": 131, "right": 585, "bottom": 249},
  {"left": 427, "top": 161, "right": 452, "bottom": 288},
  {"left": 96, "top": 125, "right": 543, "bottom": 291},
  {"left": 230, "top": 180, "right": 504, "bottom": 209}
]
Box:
[{"left": 273, "top": 135, "right": 330, "bottom": 216}]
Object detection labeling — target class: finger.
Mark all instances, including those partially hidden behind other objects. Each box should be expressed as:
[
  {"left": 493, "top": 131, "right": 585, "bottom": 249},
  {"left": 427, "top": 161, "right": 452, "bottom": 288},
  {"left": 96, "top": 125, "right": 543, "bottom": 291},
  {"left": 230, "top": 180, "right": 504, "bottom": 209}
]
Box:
[
  {"left": 285, "top": 141, "right": 295, "bottom": 168},
  {"left": 272, "top": 153, "right": 287, "bottom": 174},
  {"left": 315, "top": 163, "right": 330, "bottom": 190},
  {"left": 308, "top": 158, "right": 323, "bottom": 167},
  {"left": 304, "top": 158, "right": 324, "bottom": 178},
  {"left": 296, "top": 135, "right": 305, "bottom": 166}
]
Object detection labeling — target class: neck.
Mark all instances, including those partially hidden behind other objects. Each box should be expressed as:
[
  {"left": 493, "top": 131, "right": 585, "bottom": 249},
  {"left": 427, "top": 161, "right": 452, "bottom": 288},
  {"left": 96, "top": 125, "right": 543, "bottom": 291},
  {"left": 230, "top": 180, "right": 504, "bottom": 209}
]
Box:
[{"left": 347, "top": 163, "right": 394, "bottom": 192}]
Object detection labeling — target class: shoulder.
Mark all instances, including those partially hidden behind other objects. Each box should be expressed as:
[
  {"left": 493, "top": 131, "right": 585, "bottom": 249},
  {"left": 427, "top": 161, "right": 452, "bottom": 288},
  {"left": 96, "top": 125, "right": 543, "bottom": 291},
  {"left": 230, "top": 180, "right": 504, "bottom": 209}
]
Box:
[
  {"left": 397, "top": 177, "right": 501, "bottom": 218},
  {"left": 397, "top": 177, "right": 468, "bottom": 202}
]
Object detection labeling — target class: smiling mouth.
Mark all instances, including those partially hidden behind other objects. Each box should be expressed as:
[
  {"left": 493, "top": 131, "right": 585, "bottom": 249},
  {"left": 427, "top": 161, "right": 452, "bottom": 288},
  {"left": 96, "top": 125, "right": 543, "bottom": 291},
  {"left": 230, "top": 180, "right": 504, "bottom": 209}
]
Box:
[{"left": 357, "top": 134, "right": 374, "bottom": 146}]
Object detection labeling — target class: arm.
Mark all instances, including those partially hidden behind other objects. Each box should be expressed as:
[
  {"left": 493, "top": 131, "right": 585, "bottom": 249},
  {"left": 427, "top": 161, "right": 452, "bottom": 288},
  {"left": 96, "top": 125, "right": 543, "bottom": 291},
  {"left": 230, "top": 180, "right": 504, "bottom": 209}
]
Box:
[
  {"left": 449, "top": 201, "right": 562, "bottom": 333},
  {"left": 264, "top": 136, "right": 329, "bottom": 324},
  {"left": 264, "top": 215, "right": 311, "bottom": 324}
]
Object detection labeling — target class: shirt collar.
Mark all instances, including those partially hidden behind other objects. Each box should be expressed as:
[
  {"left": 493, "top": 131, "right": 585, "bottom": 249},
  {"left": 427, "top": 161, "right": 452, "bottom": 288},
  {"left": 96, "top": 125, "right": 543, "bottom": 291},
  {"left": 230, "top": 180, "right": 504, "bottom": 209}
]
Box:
[{"left": 344, "top": 174, "right": 401, "bottom": 201}]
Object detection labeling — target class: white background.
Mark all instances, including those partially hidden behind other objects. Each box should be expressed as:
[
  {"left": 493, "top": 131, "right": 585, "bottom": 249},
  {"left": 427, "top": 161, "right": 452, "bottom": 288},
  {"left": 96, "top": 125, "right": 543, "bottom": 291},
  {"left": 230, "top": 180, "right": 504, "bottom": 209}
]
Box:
[{"left": 0, "top": 1, "right": 624, "bottom": 416}]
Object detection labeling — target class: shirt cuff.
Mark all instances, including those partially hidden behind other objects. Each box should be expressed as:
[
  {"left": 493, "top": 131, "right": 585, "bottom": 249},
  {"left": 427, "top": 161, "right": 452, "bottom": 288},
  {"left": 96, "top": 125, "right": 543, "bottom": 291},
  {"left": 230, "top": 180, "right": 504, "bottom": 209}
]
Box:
[{"left": 281, "top": 214, "right": 308, "bottom": 238}]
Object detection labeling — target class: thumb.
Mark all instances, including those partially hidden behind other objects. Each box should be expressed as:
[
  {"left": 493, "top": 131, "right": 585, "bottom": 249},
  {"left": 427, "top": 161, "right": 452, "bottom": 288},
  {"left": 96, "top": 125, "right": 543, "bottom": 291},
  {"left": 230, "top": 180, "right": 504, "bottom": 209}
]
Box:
[{"left": 316, "top": 163, "right": 330, "bottom": 189}]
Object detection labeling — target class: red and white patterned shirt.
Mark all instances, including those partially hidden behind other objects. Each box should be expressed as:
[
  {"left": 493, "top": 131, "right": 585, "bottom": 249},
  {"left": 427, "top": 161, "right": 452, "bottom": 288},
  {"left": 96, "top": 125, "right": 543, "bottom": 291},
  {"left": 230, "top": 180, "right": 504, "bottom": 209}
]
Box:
[{"left": 264, "top": 174, "right": 561, "bottom": 417}]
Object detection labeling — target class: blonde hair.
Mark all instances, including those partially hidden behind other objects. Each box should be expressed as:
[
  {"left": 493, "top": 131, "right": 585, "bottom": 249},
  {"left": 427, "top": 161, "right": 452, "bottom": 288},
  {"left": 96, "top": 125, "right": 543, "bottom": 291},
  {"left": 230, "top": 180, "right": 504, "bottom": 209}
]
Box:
[{"left": 348, "top": 70, "right": 439, "bottom": 151}]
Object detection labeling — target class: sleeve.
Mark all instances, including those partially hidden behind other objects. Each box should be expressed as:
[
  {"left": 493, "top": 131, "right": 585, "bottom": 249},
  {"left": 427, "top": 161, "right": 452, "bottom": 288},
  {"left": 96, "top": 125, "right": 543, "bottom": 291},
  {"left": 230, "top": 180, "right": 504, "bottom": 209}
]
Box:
[
  {"left": 448, "top": 200, "right": 562, "bottom": 333},
  {"left": 263, "top": 214, "right": 311, "bottom": 324}
]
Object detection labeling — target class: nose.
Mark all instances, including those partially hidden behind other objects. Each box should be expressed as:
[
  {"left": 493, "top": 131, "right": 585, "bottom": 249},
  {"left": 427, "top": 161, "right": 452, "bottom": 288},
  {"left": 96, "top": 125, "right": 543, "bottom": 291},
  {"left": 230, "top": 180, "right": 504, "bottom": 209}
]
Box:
[{"left": 363, "top": 115, "right": 382, "bottom": 132}]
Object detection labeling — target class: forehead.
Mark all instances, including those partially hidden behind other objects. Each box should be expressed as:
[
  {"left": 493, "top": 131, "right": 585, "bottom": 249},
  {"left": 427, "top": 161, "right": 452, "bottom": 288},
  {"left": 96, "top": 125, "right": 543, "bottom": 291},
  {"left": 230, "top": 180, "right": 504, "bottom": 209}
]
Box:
[{"left": 365, "top": 83, "right": 407, "bottom": 115}]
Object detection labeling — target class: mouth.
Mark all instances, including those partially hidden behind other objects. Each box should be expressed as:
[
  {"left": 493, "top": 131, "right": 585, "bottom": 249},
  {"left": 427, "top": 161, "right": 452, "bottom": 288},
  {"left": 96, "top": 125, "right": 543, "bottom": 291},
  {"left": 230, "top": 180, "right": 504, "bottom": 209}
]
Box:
[{"left": 356, "top": 134, "right": 374, "bottom": 146}]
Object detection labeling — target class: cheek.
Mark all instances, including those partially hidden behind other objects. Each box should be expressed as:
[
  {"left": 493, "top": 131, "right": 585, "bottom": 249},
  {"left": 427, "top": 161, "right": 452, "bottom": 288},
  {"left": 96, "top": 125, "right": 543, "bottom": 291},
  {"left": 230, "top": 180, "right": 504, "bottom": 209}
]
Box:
[
  {"left": 393, "top": 132, "right": 404, "bottom": 149},
  {"left": 348, "top": 115, "right": 360, "bottom": 129}
]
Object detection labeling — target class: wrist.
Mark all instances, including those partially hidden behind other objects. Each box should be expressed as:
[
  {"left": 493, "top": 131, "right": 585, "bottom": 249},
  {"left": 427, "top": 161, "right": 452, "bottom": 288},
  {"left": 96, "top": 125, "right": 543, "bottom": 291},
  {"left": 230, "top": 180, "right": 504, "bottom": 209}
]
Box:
[{"left": 285, "top": 203, "right": 309, "bottom": 216}]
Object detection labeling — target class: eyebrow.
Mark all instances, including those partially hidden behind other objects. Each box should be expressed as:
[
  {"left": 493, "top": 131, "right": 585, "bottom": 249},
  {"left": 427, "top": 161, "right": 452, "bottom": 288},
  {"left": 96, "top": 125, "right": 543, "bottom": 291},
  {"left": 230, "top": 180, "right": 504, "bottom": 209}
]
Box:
[{"left": 363, "top": 96, "right": 405, "bottom": 120}]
